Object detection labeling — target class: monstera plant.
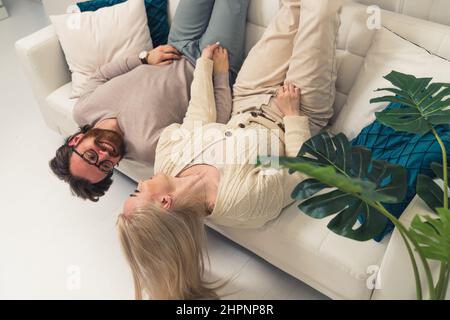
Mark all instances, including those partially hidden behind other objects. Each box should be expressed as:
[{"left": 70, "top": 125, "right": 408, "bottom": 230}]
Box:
[{"left": 260, "top": 71, "right": 450, "bottom": 300}]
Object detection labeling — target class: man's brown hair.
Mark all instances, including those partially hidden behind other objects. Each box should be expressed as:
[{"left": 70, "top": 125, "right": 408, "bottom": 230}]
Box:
[{"left": 49, "top": 125, "right": 113, "bottom": 202}]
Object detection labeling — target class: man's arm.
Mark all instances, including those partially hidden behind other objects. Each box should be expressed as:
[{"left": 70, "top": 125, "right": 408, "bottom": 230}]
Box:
[
  {"left": 78, "top": 45, "right": 181, "bottom": 99},
  {"left": 78, "top": 55, "right": 142, "bottom": 99},
  {"left": 213, "top": 73, "right": 232, "bottom": 124},
  {"left": 212, "top": 46, "right": 232, "bottom": 124}
]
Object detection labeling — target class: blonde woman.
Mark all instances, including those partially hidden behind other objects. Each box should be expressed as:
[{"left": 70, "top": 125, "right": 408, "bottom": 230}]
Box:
[{"left": 117, "top": 0, "right": 343, "bottom": 300}]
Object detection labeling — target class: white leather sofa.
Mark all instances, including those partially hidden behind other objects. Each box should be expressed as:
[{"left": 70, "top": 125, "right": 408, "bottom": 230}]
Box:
[{"left": 16, "top": 0, "right": 450, "bottom": 299}]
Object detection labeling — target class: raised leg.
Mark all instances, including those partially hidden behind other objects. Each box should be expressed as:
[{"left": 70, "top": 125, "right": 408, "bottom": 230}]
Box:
[
  {"left": 285, "top": 0, "right": 342, "bottom": 132},
  {"left": 233, "top": 0, "right": 301, "bottom": 99},
  {"left": 167, "top": 0, "right": 216, "bottom": 63},
  {"left": 199, "top": 0, "right": 250, "bottom": 85}
]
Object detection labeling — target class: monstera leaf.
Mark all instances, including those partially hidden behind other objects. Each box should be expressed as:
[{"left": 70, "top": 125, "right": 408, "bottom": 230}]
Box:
[
  {"left": 371, "top": 71, "right": 450, "bottom": 135},
  {"left": 410, "top": 208, "right": 450, "bottom": 263},
  {"left": 410, "top": 207, "right": 450, "bottom": 299},
  {"left": 265, "top": 132, "right": 408, "bottom": 241},
  {"left": 417, "top": 163, "right": 450, "bottom": 213}
]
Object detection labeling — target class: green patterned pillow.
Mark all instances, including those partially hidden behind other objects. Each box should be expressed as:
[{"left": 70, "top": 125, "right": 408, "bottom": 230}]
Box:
[{"left": 352, "top": 102, "right": 450, "bottom": 241}]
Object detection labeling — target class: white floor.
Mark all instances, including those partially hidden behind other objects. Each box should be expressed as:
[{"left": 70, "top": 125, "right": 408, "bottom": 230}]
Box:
[{"left": 0, "top": 0, "right": 327, "bottom": 300}]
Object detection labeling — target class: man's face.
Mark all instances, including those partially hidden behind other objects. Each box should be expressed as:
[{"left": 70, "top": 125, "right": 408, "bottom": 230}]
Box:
[{"left": 68, "top": 128, "right": 126, "bottom": 183}]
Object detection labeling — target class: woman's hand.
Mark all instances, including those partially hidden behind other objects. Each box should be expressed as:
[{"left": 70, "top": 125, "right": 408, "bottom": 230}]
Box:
[
  {"left": 201, "top": 42, "right": 221, "bottom": 60},
  {"left": 276, "top": 83, "right": 303, "bottom": 117},
  {"left": 213, "top": 46, "right": 229, "bottom": 75},
  {"left": 146, "top": 45, "right": 181, "bottom": 66}
]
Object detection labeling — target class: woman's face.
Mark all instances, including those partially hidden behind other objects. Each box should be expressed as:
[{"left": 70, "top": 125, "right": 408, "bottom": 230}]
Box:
[{"left": 122, "top": 172, "right": 173, "bottom": 216}]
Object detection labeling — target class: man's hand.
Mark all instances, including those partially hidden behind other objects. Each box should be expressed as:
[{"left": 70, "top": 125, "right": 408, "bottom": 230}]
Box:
[
  {"left": 276, "top": 83, "right": 303, "bottom": 117},
  {"left": 213, "top": 46, "right": 229, "bottom": 75},
  {"left": 201, "top": 42, "right": 221, "bottom": 60},
  {"left": 146, "top": 45, "right": 181, "bottom": 66}
]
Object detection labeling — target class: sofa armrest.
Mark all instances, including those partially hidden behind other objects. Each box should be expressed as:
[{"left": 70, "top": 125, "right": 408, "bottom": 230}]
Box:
[
  {"left": 15, "top": 24, "right": 71, "bottom": 133},
  {"left": 372, "top": 195, "right": 448, "bottom": 300}
]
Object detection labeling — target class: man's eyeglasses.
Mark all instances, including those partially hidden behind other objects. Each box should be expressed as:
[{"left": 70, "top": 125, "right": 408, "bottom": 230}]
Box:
[{"left": 71, "top": 147, "right": 116, "bottom": 174}]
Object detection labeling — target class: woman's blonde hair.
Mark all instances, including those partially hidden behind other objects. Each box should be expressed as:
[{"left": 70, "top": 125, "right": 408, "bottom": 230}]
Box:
[{"left": 117, "top": 199, "right": 223, "bottom": 300}]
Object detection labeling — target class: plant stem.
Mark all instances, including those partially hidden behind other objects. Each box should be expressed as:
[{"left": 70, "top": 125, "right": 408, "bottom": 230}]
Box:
[
  {"left": 431, "top": 127, "right": 448, "bottom": 210},
  {"left": 371, "top": 202, "right": 435, "bottom": 299},
  {"left": 431, "top": 127, "right": 449, "bottom": 300},
  {"left": 389, "top": 221, "right": 423, "bottom": 299},
  {"left": 441, "top": 266, "right": 450, "bottom": 299},
  {"left": 435, "top": 262, "right": 445, "bottom": 299},
  {"left": 435, "top": 262, "right": 449, "bottom": 300}
]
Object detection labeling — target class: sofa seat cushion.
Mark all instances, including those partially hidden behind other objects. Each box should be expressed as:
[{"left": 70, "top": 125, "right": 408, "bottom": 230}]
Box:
[
  {"left": 46, "top": 82, "right": 79, "bottom": 135},
  {"left": 207, "top": 201, "right": 389, "bottom": 300}
]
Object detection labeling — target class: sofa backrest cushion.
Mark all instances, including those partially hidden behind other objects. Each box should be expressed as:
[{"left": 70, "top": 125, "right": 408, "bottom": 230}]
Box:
[
  {"left": 332, "top": 2, "right": 450, "bottom": 123},
  {"left": 331, "top": 27, "right": 450, "bottom": 139},
  {"left": 50, "top": 0, "right": 152, "bottom": 98},
  {"left": 355, "top": 0, "right": 450, "bottom": 26}
]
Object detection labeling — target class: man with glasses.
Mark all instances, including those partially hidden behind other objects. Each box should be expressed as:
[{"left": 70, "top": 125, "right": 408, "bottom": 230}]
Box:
[
  {"left": 49, "top": 0, "right": 249, "bottom": 202},
  {"left": 50, "top": 120, "right": 126, "bottom": 201}
]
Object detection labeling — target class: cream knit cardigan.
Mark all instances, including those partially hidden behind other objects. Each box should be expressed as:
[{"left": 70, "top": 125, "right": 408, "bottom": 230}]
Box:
[{"left": 154, "top": 58, "right": 311, "bottom": 228}]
